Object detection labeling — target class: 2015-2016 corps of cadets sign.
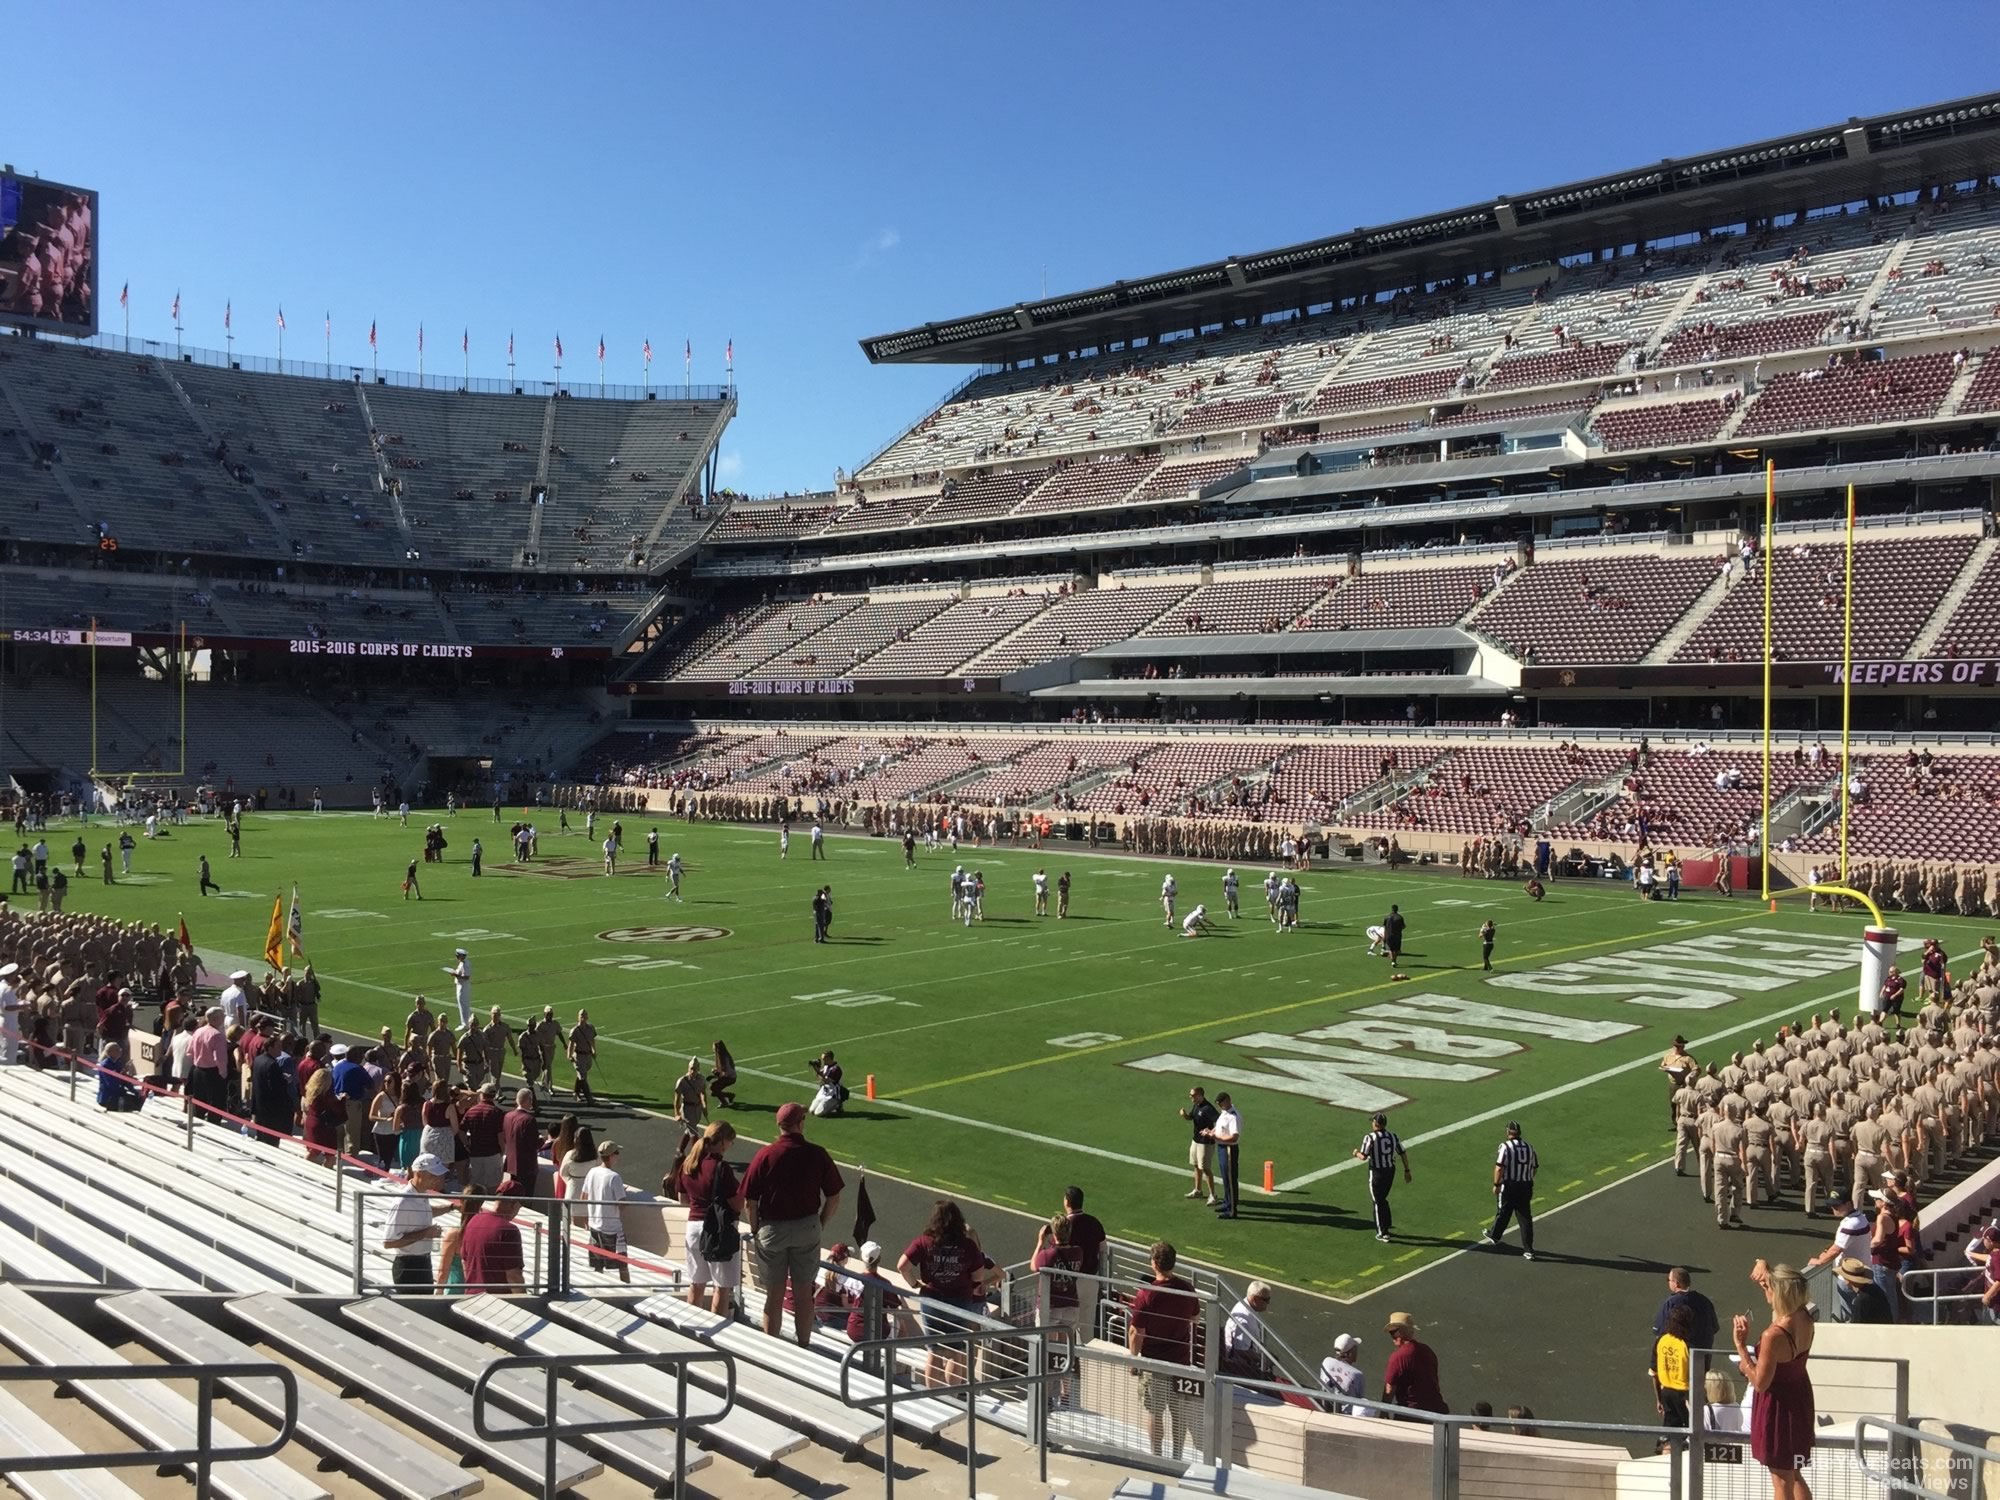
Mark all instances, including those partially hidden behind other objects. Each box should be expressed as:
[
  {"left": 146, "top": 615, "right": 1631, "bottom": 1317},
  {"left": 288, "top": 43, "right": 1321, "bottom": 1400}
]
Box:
[{"left": 597, "top": 925, "right": 732, "bottom": 944}]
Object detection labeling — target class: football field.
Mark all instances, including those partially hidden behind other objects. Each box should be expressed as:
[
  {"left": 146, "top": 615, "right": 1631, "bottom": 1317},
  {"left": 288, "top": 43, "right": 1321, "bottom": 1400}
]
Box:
[{"left": 71, "top": 808, "right": 1992, "bottom": 1299}]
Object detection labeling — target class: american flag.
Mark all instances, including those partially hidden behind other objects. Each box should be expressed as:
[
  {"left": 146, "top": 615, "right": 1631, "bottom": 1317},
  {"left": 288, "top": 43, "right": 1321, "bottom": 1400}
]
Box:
[
  {"left": 325, "top": 312, "right": 331, "bottom": 339},
  {"left": 287, "top": 884, "right": 304, "bottom": 958},
  {"left": 726, "top": 337, "right": 733, "bottom": 367},
  {"left": 369, "top": 320, "right": 377, "bottom": 349},
  {"left": 555, "top": 334, "right": 563, "bottom": 361},
  {"left": 171, "top": 292, "right": 180, "bottom": 322},
  {"left": 643, "top": 338, "right": 652, "bottom": 365},
  {"left": 418, "top": 323, "right": 425, "bottom": 355},
  {"left": 118, "top": 282, "right": 128, "bottom": 309},
  {"left": 461, "top": 329, "right": 468, "bottom": 354},
  {"left": 684, "top": 338, "right": 691, "bottom": 369},
  {"left": 224, "top": 300, "right": 232, "bottom": 332},
  {"left": 275, "top": 307, "right": 286, "bottom": 332},
  {"left": 508, "top": 331, "right": 514, "bottom": 360},
  {"left": 597, "top": 336, "right": 605, "bottom": 363}
]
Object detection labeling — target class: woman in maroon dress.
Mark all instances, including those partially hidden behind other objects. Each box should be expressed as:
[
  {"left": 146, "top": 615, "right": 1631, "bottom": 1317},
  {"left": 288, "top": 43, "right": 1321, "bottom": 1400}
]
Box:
[
  {"left": 300, "top": 1067, "right": 343, "bottom": 1167},
  {"left": 1732, "top": 1262, "right": 1815, "bottom": 1500}
]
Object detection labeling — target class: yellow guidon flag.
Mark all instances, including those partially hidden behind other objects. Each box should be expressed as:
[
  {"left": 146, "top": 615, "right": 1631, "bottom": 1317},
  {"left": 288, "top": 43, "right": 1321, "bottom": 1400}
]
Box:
[{"left": 263, "top": 894, "right": 285, "bottom": 971}]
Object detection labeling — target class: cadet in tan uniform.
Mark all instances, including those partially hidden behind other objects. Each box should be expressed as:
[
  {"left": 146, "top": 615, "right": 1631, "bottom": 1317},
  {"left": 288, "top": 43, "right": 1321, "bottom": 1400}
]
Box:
[
  {"left": 458, "top": 1015, "right": 488, "bottom": 1091},
  {"left": 1800, "top": 1101, "right": 1838, "bottom": 1217},
  {"left": 1697, "top": 1100, "right": 1722, "bottom": 1203},
  {"left": 1879, "top": 1096, "right": 1916, "bottom": 1187},
  {"left": 1912, "top": 1072, "right": 1947, "bottom": 1179},
  {"left": 1849, "top": 1105, "right": 1886, "bottom": 1209},
  {"left": 1743, "top": 1104, "right": 1778, "bottom": 1206},
  {"left": 1672, "top": 1083, "right": 1702, "bottom": 1176},
  {"left": 1710, "top": 1101, "right": 1748, "bottom": 1228}
]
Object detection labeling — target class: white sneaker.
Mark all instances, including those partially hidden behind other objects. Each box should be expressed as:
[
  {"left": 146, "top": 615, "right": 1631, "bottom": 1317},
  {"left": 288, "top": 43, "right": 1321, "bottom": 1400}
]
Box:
[
  {"left": 1375, "top": 1232, "right": 1390, "bottom": 1243},
  {"left": 1206, "top": 1196, "right": 1219, "bottom": 1207},
  {"left": 1522, "top": 1250, "right": 1535, "bottom": 1261},
  {"left": 1184, "top": 1189, "right": 1202, "bottom": 1199}
]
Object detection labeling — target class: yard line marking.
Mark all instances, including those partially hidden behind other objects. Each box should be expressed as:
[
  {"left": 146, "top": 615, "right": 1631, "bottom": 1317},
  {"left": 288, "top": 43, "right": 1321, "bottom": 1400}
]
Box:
[
  {"left": 1596, "top": 1165, "right": 1619, "bottom": 1176},
  {"left": 1395, "top": 1249, "right": 1422, "bottom": 1263},
  {"left": 991, "top": 1193, "right": 1028, "bottom": 1208},
  {"left": 1558, "top": 1180, "right": 1584, "bottom": 1192},
  {"left": 897, "top": 910, "right": 1748, "bottom": 1098},
  {"left": 1357, "top": 1264, "right": 1383, "bottom": 1278},
  {"left": 1243, "top": 1261, "right": 1285, "bottom": 1276},
  {"left": 1628, "top": 1151, "right": 1653, "bottom": 1163}
]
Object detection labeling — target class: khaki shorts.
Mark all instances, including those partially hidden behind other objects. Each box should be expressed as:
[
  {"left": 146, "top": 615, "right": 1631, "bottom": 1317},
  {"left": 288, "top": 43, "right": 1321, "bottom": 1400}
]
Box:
[
  {"left": 683, "top": 1207, "right": 742, "bottom": 1288},
  {"left": 753, "top": 1214, "right": 821, "bottom": 1298},
  {"left": 1188, "top": 1141, "right": 1213, "bottom": 1171},
  {"left": 1139, "top": 1368, "right": 1204, "bottom": 1415}
]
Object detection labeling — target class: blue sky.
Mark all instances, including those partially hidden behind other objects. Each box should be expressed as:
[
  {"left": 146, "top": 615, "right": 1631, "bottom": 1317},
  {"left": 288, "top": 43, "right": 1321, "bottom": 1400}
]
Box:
[{"left": 12, "top": 2, "right": 1994, "bottom": 495}]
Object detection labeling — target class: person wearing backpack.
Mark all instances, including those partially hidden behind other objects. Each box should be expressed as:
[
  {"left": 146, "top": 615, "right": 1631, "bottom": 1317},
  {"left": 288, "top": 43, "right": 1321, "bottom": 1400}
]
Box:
[{"left": 675, "top": 1121, "right": 743, "bottom": 1313}]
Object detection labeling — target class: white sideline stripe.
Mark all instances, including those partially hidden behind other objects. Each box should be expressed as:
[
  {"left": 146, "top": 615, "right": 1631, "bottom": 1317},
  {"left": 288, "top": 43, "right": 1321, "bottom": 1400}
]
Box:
[{"left": 608, "top": 1041, "right": 1188, "bottom": 1179}]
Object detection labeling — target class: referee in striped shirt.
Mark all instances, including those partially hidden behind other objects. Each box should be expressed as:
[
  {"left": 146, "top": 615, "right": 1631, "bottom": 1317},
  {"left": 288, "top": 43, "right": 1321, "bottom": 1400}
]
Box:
[
  {"left": 1484, "top": 1121, "right": 1538, "bottom": 1260},
  {"left": 1353, "top": 1114, "right": 1411, "bottom": 1244}
]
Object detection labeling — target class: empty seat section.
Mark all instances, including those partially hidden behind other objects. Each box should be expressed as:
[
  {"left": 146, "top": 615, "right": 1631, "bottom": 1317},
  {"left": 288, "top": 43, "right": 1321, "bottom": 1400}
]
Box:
[
  {"left": 974, "top": 584, "right": 1193, "bottom": 674},
  {"left": 1299, "top": 564, "right": 1498, "bottom": 630},
  {"left": 1591, "top": 395, "right": 1738, "bottom": 450},
  {"left": 1736, "top": 352, "right": 1956, "bottom": 437},
  {"left": 750, "top": 595, "right": 952, "bottom": 678},
  {"left": 1143, "top": 575, "right": 1337, "bottom": 636},
  {"left": 1473, "top": 555, "right": 1717, "bottom": 663},
  {"left": 1015, "top": 454, "right": 1159, "bottom": 514},
  {"left": 856, "top": 595, "right": 1047, "bottom": 677},
  {"left": 1675, "top": 535, "right": 1975, "bottom": 663}
]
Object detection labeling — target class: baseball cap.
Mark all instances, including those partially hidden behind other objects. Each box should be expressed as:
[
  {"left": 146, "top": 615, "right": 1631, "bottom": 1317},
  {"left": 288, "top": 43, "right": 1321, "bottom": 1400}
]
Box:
[
  {"left": 454, "top": 947, "right": 467, "bottom": 956},
  {"left": 409, "top": 1153, "right": 449, "bottom": 1178},
  {"left": 775, "top": 1101, "right": 806, "bottom": 1129},
  {"left": 859, "top": 1240, "right": 883, "bottom": 1265},
  {"left": 1332, "top": 1333, "right": 1361, "bottom": 1356}
]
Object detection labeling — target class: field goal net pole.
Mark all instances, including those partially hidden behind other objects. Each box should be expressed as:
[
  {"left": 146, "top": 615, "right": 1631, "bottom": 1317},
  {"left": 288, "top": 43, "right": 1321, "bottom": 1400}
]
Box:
[
  {"left": 1760, "top": 474, "right": 1895, "bottom": 1010},
  {"left": 86, "top": 618, "right": 189, "bottom": 813}
]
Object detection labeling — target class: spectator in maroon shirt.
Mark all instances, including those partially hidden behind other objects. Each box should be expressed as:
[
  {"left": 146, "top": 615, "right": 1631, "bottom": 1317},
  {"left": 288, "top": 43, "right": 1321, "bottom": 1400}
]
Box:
[
  {"left": 458, "top": 1196, "right": 526, "bottom": 1291},
  {"left": 498, "top": 1088, "right": 541, "bottom": 1199},
  {"left": 899, "top": 1199, "right": 998, "bottom": 1390},
  {"left": 458, "top": 1085, "right": 506, "bottom": 1192},
  {"left": 1032, "top": 1214, "right": 1086, "bottom": 1406},
  {"left": 1062, "top": 1185, "right": 1105, "bottom": 1283},
  {"left": 1382, "top": 1312, "right": 1448, "bottom": 1415},
  {"left": 676, "top": 1121, "right": 743, "bottom": 1314},
  {"left": 741, "top": 1102, "right": 844, "bottom": 1347},
  {"left": 1128, "top": 1241, "right": 1201, "bottom": 1459}
]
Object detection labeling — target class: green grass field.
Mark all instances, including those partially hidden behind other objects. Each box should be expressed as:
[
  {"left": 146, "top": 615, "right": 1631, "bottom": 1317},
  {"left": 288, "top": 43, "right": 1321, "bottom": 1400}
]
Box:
[{"left": 66, "top": 808, "right": 1995, "bottom": 1300}]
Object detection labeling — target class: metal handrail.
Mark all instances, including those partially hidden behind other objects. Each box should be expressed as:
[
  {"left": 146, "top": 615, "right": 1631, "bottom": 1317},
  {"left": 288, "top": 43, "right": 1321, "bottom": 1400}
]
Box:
[
  {"left": 1852, "top": 1415, "right": 1993, "bottom": 1500},
  {"left": 471, "top": 1348, "right": 734, "bottom": 1500},
  {"left": 0, "top": 1360, "right": 298, "bottom": 1498},
  {"left": 838, "top": 1323, "right": 1074, "bottom": 1500}
]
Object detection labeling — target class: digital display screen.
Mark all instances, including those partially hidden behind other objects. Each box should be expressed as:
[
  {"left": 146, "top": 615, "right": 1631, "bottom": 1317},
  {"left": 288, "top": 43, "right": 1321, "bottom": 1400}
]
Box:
[{"left": 0, "top": 171, "right": 98, "bottom": 337}]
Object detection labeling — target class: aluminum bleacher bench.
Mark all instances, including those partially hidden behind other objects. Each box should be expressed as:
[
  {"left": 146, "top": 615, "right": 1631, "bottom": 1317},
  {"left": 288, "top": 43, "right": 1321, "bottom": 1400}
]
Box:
[
  {"left": 0, "top": 1177, "right": 202, "bottom": 1292},
  {"left": 1180, "top": 1462, "right": 1365, "bottom": 1498},
  {"left": 0, "top": 1286, "right": 330, "bottom": 1500},
  {"left": 0, "top": 1119, "right": 350, "bottom": 1293},
  {"left": 1111, "top": 1482, "right": 1171, "bottom": 1499},
  {"left": 543, "top": 1293, "right": 885, "bottom": 1451},
  {"left": 100, "top": 1292, "right": 484, "bottom": 1500},
  {"left": 633, "top": 1291, "right": 966, "bottom": 1438},
  {"left": 0, "top": 1387, "right": 148, "bottom": 1500},
  {"left": 342, "top": 1295, "right": 728, "bottom": 1488},
  {"left": 0, "top": 1218, "right": 94, "bottom": 1284},
  {"left": 0, "top": 1151, "right": 307, "bottom": 1294},
  {"left": 229, "top": 1293, "right": 602, "bottom": 1493},
  {"left": 447, "top": 1294, "right": 808, "bottom": 1468}
]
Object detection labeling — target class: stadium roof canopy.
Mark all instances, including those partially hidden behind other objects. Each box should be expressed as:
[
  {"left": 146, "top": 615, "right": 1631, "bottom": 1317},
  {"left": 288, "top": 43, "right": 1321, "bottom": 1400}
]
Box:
[{"left": 861, "top": 92, "right": 2000, "bottom": 368}]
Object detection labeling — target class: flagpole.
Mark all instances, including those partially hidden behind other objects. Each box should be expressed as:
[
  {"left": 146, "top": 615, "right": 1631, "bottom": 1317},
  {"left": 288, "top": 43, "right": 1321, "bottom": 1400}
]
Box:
[
  {"left": 325, "top": 317, "right": 331, "bottom": 376},
  {"left": 122, "top": 299, "right": 129, "bottom": 354},
  {"left": 277, "top": 318, "right": 284, "bottom": 369}
]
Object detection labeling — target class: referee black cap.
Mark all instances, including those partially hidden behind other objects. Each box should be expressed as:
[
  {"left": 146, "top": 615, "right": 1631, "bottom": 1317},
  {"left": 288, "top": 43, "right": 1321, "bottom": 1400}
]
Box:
[
  {"left": 1505, "top": 1120, "right": 1522, "bottom": 1135},
  {"left": 1370, "top": 1112, "right": 1388, "bottom": 1128}
]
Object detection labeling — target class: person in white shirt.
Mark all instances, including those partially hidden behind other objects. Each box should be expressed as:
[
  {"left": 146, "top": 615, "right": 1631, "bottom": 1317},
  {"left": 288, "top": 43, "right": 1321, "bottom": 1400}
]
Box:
[
  {"left": 376, "top": 1154, "right": 448, "bottom": 1289},
  {"left": 1264, "top": 870, "right": 1280, "bottom": 920},
  {"left": 219, "top": 969, "right": 252, "bottom": 1031},
  {"left": 666, "top": 852, "right": 685, "bottom": 902},
  {"left": 1807, "top": 866, "right": 1823, "bottom": 912},
  {"left": 1222, "top": 1283, "right": 1273, "bottom": 1377},
  {"left": 443, "top": 948, "right": 472, "bottom": 1028},
  {"left": 602, "top": 835, "right": 617, "bottom": 875},
  {"left": 1211, "top": 1094, "right": 1242, "bottom": 1217},
  {"left": 949, "top": 866, "right": 966, "bottom": 923},
  {"left": 810, "top": 822, "right": 825, "bottom": 860},
  {"left": 583, "top": 1139, "right": 630, "bottom": 1284},
  {"left": 399, "top": 800, "right": 410, "bottom": 827},
  {"left": 1033, "top": 869, "right": 1049, "bottom": 917},
  {"left": 1365, "top": 923, "right": 1387, "bottom": 957},
  {"left": 779, "top": 825, "right": 790, "bottom": 859},
  {"left": 1222, "top": 868, "right": 1240, "bottom": 919},
  {"left": 1181, "top": 904, "right": 1211, "bottom": 938},
  {"left": 1319, "top": 1334, "right": 1369, "bottom": 1415},
  {"left": 0, "top": 962, "right": 21, "bottom": 1067},
  {"left": 169, "top": 1016, "right": 195, "bottom": 1083},
  {"left": 1160, "top": 874, "right": 1178, "bottom": 928}
]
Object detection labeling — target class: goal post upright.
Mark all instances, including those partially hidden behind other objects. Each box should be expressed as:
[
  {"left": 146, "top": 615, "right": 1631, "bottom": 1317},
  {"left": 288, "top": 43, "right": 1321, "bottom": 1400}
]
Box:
[{"left": 1760, "top": 460, "right": 1774, "bottom": 901}]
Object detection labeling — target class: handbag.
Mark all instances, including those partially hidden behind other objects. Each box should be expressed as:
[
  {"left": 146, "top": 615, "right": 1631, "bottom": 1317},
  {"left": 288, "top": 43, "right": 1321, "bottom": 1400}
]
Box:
[{"left": 698, "top": 1196, "right": 740, "bottom": 1263}]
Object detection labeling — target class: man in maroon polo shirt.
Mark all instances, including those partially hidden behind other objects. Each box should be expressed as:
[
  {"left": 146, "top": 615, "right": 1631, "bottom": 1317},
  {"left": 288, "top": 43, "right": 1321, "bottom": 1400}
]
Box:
[
  {"left": 1382, "top": 1311, "right": 1448, "bottom": 1415},
  {"left": 458, "top": 1084, "right": 506, "bottom": 1192},
  {"left": 1127, "top": 1240, "right": 1201, "bottom": 1459},
  {"left": 458, "top": 1196, "right": 526, "bottom": 1291},
  {"left": 498, "top": 1088, "right": 540, "bottom": 1198},
  {"left": 741, "top": 1101, "right": 844, "bottom": 1347}
]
